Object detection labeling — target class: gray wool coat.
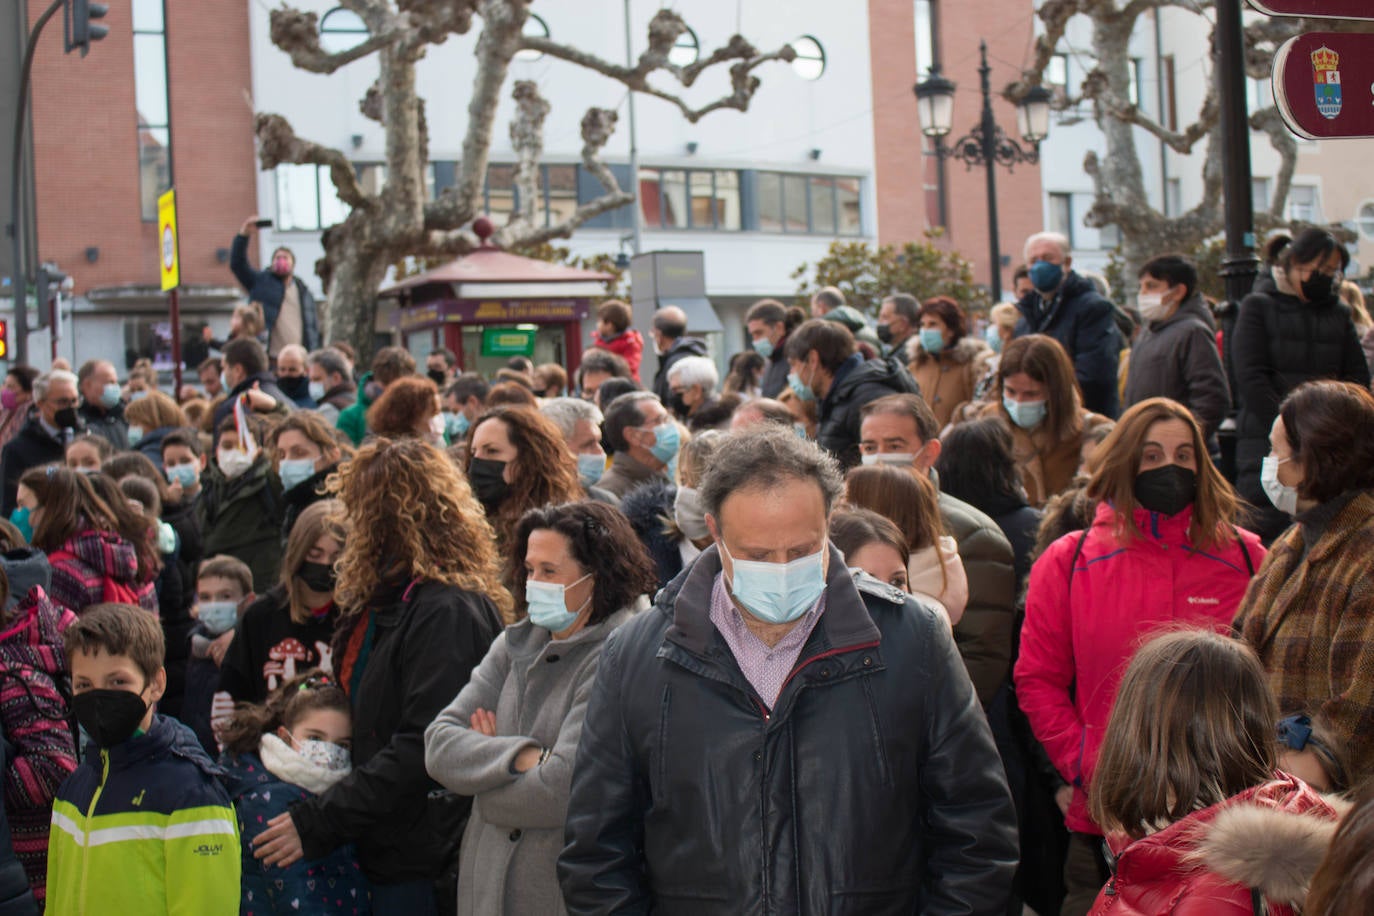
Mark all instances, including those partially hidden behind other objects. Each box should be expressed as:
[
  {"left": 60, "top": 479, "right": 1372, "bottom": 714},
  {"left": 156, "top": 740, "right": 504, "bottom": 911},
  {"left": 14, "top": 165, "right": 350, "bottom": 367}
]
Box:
[{"left": 424, "top": 603, "right": 639, "bottom": 916}]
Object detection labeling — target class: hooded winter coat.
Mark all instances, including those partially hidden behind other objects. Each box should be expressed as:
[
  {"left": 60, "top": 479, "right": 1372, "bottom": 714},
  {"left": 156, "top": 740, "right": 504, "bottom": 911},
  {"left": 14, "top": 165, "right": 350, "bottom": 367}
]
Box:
[
  {"left": 815, "top": 353, "right": 921, "bottom": 469},
  {"left": 906, "top": 335, "right": 994, "bottom": 429},
  {"left": 558, "top": 546, "right": 1018, "bottom": 915},
  {"left": 591, "top": 328, "right": 644, "bottom": 382},
  {"left": 199, "top": 457, "right": 284, "bottom": 594},
  {"left": 1089, "top": 775, "right": 1343, "bottom": 915},
  {"left": 0, "top": 581, "right": 76, "bottom": 902},
  {"left": 334, "top": 373, "right": 377, "bottom": 447},
  {"left": 46, "top": 529, "right": 157, "bottom": 615},
  {"left": 425, "top": 607, "right": 636, "bottom": 916},
  {"left": 1015, "top": 270, "right": 1123, "bottom": 418},
  {"left": 1232, "top": 267, "right": 1370, "bottom": 540},
  {"left": 1016, "top": 502, "right": 1265, "bottom": 834},
  {"left": 1122, "top": 292, "right": 1230, "bottom": 438}
]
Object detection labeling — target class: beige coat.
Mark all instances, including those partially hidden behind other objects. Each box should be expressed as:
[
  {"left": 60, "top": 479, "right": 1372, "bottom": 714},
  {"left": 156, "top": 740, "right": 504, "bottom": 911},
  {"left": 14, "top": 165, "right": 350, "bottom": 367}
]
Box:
[
  {"left": 906, "top": 336, "right": 993, "bottom": 429},
  {"left": 976, "top": 402, "right": 1113, "bottom": 508}
]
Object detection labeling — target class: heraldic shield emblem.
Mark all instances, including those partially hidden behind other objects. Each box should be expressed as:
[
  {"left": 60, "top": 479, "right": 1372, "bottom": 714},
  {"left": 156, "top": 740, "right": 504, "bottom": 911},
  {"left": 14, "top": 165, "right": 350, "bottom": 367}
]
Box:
[{"left": 1312, "top": 46, "right": 1342, "bottom": 120}]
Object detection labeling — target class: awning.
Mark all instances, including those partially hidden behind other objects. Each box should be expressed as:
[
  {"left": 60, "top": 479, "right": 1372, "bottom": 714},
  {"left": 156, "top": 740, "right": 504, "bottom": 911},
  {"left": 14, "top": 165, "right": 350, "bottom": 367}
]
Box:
[{"left": 661, "top": 296, "right": 724, "bottom": 333}]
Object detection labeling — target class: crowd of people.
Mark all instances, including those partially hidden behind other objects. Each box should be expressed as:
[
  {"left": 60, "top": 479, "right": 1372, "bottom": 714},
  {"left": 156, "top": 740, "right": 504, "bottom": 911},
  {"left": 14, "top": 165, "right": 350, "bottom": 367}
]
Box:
[{"left": 0, "top": 223, "right": 1372, "bottom": 915}]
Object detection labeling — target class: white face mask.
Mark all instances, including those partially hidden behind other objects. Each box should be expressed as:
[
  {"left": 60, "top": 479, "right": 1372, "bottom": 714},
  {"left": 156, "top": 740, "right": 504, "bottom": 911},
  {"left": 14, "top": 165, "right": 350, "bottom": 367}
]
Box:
[
  {"left": 861, "top": 452, "right": 915, "bottom": 467},
  {"left": 1137, "top": 291, "right": 1172, "bottom": 324},
  {"left": 1261, "top": 455, "right": 1299, "bottom": 516},
  {"left": 217, "top": 448, "right": 255, "bottom": 480}
]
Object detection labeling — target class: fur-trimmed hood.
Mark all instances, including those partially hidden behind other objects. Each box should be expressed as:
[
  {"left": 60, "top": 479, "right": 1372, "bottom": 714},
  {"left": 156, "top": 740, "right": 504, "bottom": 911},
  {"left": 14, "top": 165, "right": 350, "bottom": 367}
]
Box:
[
  {"left": 1196, "top": 793, "right": 1350, "bottom": 904},
  {"left": 905, "top": 334, "right": 991, "bottom": 367}
]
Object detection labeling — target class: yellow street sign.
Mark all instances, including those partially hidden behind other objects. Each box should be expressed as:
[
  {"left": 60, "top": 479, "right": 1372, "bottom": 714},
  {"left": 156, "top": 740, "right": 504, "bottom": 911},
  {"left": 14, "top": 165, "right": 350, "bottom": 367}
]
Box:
[{"left": 158, "top": 189, "right": 179, "bottom": 291}]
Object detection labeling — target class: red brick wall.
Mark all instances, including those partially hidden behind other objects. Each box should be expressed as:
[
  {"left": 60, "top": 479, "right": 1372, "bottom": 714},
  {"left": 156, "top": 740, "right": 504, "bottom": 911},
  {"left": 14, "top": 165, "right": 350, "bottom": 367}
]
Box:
[
  {"left": 868, "top": 0, "right": 1043, "bottom": 295},
  {"left": 27, "top": 0, "right": 257, "bottom": 295}
]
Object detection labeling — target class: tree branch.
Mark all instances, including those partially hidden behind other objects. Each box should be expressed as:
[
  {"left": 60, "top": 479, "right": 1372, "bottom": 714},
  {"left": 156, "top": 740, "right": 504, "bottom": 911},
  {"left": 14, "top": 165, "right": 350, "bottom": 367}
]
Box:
[
  {"left": 508, "top": 80, "right": 551, "bottom": 231},
  {"left": 267, "top": 6, "right": 402, "bottom": 74},
  {"left": 253, "top": 113, "right": 370, "bottom": 209}
]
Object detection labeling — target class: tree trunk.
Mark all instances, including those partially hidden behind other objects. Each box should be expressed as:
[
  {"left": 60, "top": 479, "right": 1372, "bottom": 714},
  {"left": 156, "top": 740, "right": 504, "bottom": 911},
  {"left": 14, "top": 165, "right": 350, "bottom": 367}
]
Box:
[{"left": 324, "top": 223, "right": 390, "bottom": 364}]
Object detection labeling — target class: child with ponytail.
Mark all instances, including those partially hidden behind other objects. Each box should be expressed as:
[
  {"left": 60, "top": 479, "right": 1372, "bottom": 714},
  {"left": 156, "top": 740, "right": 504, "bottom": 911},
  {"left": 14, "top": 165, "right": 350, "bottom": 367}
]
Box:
[{"left": 219, "top": 671, "right": 369, "bottom": 915}]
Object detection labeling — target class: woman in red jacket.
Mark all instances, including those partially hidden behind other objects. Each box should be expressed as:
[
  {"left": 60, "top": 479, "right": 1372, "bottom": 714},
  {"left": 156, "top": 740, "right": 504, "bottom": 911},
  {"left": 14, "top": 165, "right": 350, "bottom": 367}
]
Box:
[
  {"left": 1015, "top": 397, "right": 1265, "bottom": 916},
  {"left": 1087, "top": 629, "right": 1342, "bottom": 914}
]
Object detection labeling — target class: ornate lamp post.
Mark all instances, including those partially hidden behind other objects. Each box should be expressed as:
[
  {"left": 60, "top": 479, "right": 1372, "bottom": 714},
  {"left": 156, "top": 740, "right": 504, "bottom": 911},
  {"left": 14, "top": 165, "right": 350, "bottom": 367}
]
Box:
[{"left": 915, "top": 40, "right": 1053, "bottom": 302}]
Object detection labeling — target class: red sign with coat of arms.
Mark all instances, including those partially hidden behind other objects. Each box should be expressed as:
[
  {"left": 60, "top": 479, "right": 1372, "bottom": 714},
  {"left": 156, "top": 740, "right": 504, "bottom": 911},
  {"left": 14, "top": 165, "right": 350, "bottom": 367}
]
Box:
[{"left": 1273, "top": 33, "right": 1374, "bottom": 140}]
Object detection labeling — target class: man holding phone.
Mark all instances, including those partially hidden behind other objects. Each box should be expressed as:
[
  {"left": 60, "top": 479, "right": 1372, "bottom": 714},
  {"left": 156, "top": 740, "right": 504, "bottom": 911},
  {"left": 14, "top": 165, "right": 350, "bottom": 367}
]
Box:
[{"left": 230, "top": 215, "right": 322, "bottom": 354}]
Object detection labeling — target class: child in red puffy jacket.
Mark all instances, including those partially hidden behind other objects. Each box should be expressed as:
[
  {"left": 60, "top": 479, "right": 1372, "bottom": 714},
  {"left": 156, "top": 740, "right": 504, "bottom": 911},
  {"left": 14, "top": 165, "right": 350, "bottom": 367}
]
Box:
[{"left": 590, "top": 300, "right": 643, "bottom": 382}]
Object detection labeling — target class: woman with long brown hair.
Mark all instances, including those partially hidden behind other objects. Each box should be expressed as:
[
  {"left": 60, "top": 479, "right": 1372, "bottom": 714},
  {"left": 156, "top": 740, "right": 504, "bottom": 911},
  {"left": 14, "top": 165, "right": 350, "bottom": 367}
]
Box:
[
  {"left": 978, "top": 334, "right": 1113, "bottom": 507},
  {"left": 467, "top": 406, "right": 584, "bottom": 547},
  {"left": 251, "top": 437, "right": 508, "bottom": 914},
  {"left": 17, "top": 466, "right": 159, "bottom": 614},
  {"left": 1015, "top": 398, "right": 1266, "bottom": 916},
  {"left": 842, "top": 463, "right": 967, "bottom": 624}
]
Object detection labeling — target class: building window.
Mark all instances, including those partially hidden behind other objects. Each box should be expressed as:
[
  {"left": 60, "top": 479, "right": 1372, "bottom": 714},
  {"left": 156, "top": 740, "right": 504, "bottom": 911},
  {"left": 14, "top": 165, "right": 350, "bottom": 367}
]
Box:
[
  {"left": 1247, "top": 76, "right": 1271, "bottom": 112},
  {"left": 756, "top": 172, "right": 783, "bottom": 231},
  {"left": 1165, "top": 178, "right": 1182, "bottom": 218},
  {"left": 1288, "top": 184, "right": 1318, "bottom": 223},
  {"left": 791, "top": 35, "right": 826, "bottom": 80},
  {"left": 545, "top": 164, "right": 577, "bottom": 225},
  {"left": 1357, "top": 201, "right": 1374, "bottom": 241},
  {"left": 1161, "top": 55, "right": 1178, "bottom": 131},
  {"left": 914, "top": 0, "right": 935, "bottom": 79},
  {"left": 1252, "top": 177, "right": 1271, "bottom": 214},
  {"left": 639, "top": 168, "right": 742, "bottom": 230},
  {"left": 319, "top": 8, "right": 369, "bottom": 54},
  {"left": 752, "top": 171, "right": 861, "bottom": 235},
  {"left": 1046, "top": 54, "right": 1069, "bottom": 89},
  {"left": 1048, "top": 192, "right": 1074, "bottom": 247},
  {"left": 133, "top": 0, "right": 171, "bottom": 222},
  {"left": 1127, "top": 58, "right": 1144, "bottom": 108},
  {"left": 669, "top": 26, "right": 700, "bottom": 67},
  {"left": 275, "top": 164, "right": 346, "bottom": 231},
  {"left": 515, "top": 13, "right": 549, "bottom": 62}
]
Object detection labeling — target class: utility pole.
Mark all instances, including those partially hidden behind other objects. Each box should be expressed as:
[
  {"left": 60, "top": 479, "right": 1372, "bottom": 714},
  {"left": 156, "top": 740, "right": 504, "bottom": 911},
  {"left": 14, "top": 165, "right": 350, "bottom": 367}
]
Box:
[{"left": 1215, "top": 0, "right": 1258, "bottom": 306}]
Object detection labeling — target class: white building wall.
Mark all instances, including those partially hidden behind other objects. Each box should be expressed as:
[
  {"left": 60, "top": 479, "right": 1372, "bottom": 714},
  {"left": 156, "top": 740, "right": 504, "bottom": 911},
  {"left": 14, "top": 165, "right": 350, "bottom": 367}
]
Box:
[{"left": 246, "top": 0, "right": 878, "bottom": 320}]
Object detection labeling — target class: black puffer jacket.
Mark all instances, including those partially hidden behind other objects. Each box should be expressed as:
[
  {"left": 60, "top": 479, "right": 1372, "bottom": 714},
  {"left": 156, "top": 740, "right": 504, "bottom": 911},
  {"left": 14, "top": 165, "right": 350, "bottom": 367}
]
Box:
[
  {"left": 815, "top": 353, "right": 920, "bottom": 469},
  {"left": 0, "top": 419, "right": 65, "bottom": 516},
  {"left": 291, "top": 579, "right": 503, "bottom": 885},
  {"left": 559, "top": 545, "right": 1018, "bottom": 915},
  {"left": 1233, "top": 267, "right": 1370, "bottom": 539},
  {"left": 280, "top": 463, "right": 336, "bottom": 543},
  {"left": 1015, "top": 270, "right": 1122, "bottom": 418}
]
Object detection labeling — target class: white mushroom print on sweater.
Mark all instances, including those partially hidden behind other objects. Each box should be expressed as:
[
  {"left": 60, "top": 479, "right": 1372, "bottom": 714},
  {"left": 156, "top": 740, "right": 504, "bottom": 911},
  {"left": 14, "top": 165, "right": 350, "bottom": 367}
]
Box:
[{"left": 262, "top": 638, "right": 333, "bottom": 690}]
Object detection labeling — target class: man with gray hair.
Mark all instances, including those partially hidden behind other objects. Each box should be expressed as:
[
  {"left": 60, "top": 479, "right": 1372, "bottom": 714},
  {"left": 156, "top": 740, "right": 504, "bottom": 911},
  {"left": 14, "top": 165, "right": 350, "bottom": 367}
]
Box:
[
  {"left": 1015, "top": 229, "right": 1122, "bottom": 417},
  {"left": 1, "top": 369, "right": 80, "bottom": 514},
  {"left": 561, "top": 425, "right": 1017, "bottom": 913},
  {"left": 306, "top": 347, "right": 355, "bottom": 424},
  {"left": 664, "top": 355, "right": 719, "bottom": 423},
  {"left": 539, "top": 397, "right": 618, "bottom": 504}
]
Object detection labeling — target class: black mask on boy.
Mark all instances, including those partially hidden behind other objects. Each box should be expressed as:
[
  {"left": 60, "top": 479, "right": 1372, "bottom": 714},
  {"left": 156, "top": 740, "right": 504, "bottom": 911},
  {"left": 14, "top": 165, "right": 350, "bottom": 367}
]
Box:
[{"left": 72, "top": 689, "right": 150, "bottom": 747}]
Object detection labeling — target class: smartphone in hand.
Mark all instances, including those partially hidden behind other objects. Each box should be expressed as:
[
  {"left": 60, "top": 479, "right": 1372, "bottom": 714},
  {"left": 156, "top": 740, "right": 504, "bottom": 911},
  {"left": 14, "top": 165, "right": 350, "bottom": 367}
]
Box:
[{"left": 254, "top": 218, "right": 274, "bottom": 229}]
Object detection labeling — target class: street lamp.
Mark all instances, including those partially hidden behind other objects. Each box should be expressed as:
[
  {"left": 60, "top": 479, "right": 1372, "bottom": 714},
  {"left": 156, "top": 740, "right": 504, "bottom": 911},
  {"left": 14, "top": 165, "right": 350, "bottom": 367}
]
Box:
[{"left": 914, "top": 40, "right": 1052, "bottom": 302}]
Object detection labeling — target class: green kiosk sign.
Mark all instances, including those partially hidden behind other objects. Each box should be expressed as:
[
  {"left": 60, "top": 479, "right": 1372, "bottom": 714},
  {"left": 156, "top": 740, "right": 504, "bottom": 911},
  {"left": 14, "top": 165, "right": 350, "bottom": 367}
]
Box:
[{"left": 481, "top": 327, "right": 537, "bottom": 357}]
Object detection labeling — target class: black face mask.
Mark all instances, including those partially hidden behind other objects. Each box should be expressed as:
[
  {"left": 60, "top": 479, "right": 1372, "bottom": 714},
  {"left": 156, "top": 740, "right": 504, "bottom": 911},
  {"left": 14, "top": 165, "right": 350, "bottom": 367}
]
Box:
[
  {"left": 468, "top": 457, "right": 511, "bottom": 512},
  {"left": 1300, "top": 273, "right": 1336, "bottom": 303},
  {"left": 296, "top": 561, "right": 336, "bottom": 594},
  {"left": 427, "top": 369, "right": 448, "bottom": 387},
  {"left": 668, "top": 392, "right": 690, "bottom": 417},
  {"left": 1134, "top": 464, "right": 1197, "bottom": 518},
  {"left": 72, "top": 688, "right": 150, "bottom": 748},
  {"left": 875, "top": 323, "right": 894, "bottom": 345},
  {"left": 275, "top": 374, "right": 310, "bottom": 400},
  {"left": 54, "top": 407, "right": 79, "bottom": 429}
]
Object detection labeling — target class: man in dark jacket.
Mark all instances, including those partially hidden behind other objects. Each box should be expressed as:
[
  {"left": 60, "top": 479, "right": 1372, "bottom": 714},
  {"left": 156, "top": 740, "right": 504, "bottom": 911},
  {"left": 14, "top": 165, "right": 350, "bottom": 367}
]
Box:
[
  {"left": 1015, "top": 231, "right": 1122, "bottom": 418},
  {"left": 1123, "top": 255, "right": 1229, "bottom": 441},
  {"left": 649, "top": 306, "right": 709, "bottom": 405},
  {"left": 1, "top": 370, "right": 79, "bottom": 515},
  {"left": 230, "top": 216, "right": 321, "bottom": 353},
  {"left": 211, "top": 338, "right": 295, "bottom": 433},
  {"left": 784, "top": 319, "right": 920, "bottom": 468},
  {"left": 559, "top": 427, "right": 1017, "bottom": 914},
  {"left": 860, "top": 394, "right": 1017, "bottom": 705},
  {"left": 305, "top": 347, "right": 356, "bottom": 425},
  {"left": 75, "top": 359, "right": 129, "bottom": 450}
]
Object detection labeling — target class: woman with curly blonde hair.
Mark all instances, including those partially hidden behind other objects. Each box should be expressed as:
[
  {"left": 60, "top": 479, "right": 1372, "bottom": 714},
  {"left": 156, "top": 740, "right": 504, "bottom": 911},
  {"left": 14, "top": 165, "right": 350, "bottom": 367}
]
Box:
[
  {"left": 467, "top": 406, "right": 584, "bottom": 548},
  {"left": 251, "top": 437, "right": 508, "bottom": 912}
]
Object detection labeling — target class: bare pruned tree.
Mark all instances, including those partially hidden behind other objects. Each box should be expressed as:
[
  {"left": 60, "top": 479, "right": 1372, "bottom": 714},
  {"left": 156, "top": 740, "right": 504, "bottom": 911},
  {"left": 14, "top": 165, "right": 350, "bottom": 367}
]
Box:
[
  {"left": 1003, "top": 1, "right": 1373, "bottom": 290},
  {"left": 256, "top": 0, "right": 796, "bottom": 360}
]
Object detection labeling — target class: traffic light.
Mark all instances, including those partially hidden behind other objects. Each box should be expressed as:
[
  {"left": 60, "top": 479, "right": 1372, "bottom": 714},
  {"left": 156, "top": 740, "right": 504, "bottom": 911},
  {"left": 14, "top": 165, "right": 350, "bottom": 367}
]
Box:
[
  {"left": 64, "top": 0, "right": 109, "bottom": 57},
  {"left": 0, "top": 320, "right": 10, "bottom": 360}
]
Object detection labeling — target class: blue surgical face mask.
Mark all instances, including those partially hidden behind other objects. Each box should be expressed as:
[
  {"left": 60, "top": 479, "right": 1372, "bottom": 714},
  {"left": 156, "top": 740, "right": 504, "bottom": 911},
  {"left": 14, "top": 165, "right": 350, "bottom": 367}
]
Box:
[
  {"left": 99, "top": 383, "right": 122, "bottom": 410},
  {"left": 984, "top": 325, "right": 1003, "bottom": 354},
  {"left": 525, "top": 573, "right": 591, "bottom": 633},
  {"left": 278, "top": 457, "right": 318, "bottom": 493},
  {"left": 9, "top": 507, "right": 32, "bottom": 543},
  {"left": 648, "top": 422, "right": 680, "bottom": 465},
  {"left": 1029, "top": 259, "right": 1064, "bottom": 293},
  {"left": 308, "top": 381, "right": 326, "bottom": 403},
  {"left": 196, "top": 601, "right": 239, "bottom": 636},
  {"left": 919, "top": 327, "right": 946, "bottom": 355},
  {"left": 793, "top": 422, "right": 808, "bottom": 440},
  {"left": 577, "top": 452, "right": 606, "bottom": 487},
  {"left": 720, "top": 541, "right": 827, "bottom": 625},
  {"left": 445, "top": 411, "right": 470, "bottom": 441},
  {"left": 166, "top": 462, "right": 199, "bottom": 489},
  {"left": 127, "top": 425, "right": 145, "bottom": 447},
  {"left": 220, "top": 370, "right": 230, "bottom": 393},
  {"left": 787, "top": 367, "right": 816, "bottom": 403},
  {"left": 752, "top": 338, "right": 774, "bottom": 359},
  {"left": 1003, "top": 395, "right": 1047, "bottom": 430}
]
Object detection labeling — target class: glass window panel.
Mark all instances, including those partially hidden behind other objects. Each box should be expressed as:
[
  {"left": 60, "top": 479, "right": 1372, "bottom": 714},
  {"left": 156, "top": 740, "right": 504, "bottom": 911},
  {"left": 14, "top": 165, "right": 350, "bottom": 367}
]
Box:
[
  {"left": 1048, "top": 192, "right": 1073, "bottom": 245},
  {"left": 318, "top": 168, "right": 348, "bottom": 228},
  {"left": 689, "top": 171, "right": 716, "bottom": 228},
  {"left": 782, "top": 174, "right": 809, "bottom": 232},
  {"left": 757, "top": 172, "right": 783, "bottom": 232},
  {"left": 791, "top": 36, "right": 825, "bottom": 81},
  {"left": 809, "top": 176, "right": 837, "bottom": 235},
  {"left": 138, "top": 127, "right": 171, "bottom": 222},
  {"left": 1047, "top": 54, "right": 1068, "bottom": 88},
  {"left": 545, "top": 165, "right": 578, "bottom": 226},
  {"left": 715, "top": 171, "right": 741, "bottom": 230},
  {"left": 276, "top": 164, "right": 321, "bottom": 231},
  {"left": 319, "top": 8, "right": 369, "bottom": 54},
  {"left": 638, "top": 168, "right": 663, "bottom": 226},
  {"left": 486, "top": 164, "right": 516, "bottom": 215},
  {"left": 660, "top": 170, "right": 688, "bottom": 229},
  {"left": 133, "top": 33, "right": 169, "bottom": 127},
  {"left": 425, "top": 163, "right": 436, "bottom": 200},
  {"left": 1358, "top": 202, "right": 1374, "bottom": 241},
  {"left": 837, "top": 177, "right": 861, "bottom": 235},
  {"left": 1251, "top": 178, "right": 1270, "bottom": 214},
  {"left": 356, "top": 163, "right": 387, "bottom": 196},
  {"left": 1128, "top": 58, "right": 1143, "bottom": 107},
  {"left": 132, "top": 0, "right": 164, "bottom": 33}
]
